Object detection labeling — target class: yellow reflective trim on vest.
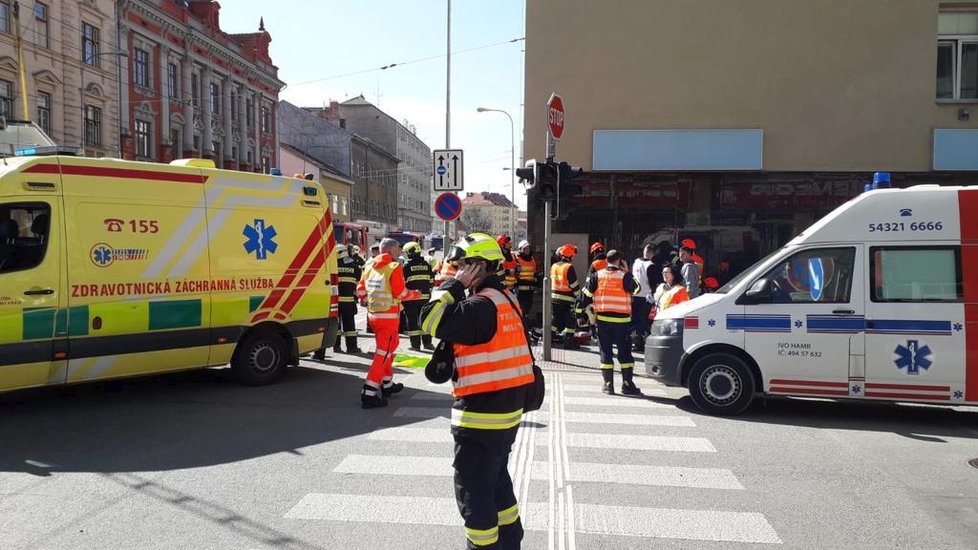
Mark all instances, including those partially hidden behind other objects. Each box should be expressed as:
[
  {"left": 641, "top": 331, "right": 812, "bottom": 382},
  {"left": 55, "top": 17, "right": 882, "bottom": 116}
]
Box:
[{"left": 451, "top": 408, "right": 524, "bottom": 430}]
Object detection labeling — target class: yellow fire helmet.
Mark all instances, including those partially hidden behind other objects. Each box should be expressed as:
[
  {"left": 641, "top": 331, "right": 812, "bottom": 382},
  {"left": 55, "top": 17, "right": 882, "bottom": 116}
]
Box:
[
  {"left": 446, "top": 232, "right": 504, "bottom": 264},
  {"left": 403, "top": 241, "right": 422, "bottom": 256},
  {"left": 336, "top": 245, "right": 348, "bottom": 259}
]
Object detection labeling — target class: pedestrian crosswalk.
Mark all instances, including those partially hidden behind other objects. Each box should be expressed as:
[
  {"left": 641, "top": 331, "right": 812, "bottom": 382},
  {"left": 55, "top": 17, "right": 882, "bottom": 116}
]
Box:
[{"left": 283, "top": 369, "right": 783, "bottom": 547}]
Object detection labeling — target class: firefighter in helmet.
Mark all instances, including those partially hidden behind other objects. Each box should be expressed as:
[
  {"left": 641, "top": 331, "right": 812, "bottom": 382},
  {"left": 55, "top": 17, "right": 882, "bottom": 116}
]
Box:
[{"left": 420, "top": 232, "right": 534, "bottom": 550}]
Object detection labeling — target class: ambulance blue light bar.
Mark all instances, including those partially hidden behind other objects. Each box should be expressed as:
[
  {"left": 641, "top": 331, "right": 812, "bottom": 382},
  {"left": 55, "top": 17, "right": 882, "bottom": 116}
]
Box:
[{"left": 14, "top": 145, "right": 83, "bottom": 157}]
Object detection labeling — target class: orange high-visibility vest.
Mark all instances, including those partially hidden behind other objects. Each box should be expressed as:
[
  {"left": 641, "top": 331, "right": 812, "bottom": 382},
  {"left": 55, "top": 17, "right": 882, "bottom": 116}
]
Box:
[
  {"left": 593, "top": 268, "right": 631, "bottom": 315},
  {"left": 590, "top": 258, "right": 608, "bottom": 273},
  {"left": 501, "top": 257, "right": 517, "bottom": 289},
  {"left": 551, "top": 262, "right": 573, "bottom": 293},
  {"left": 452, "top": 288, "right": 534, "bottom": 398},
  {"left": 516, "top": 256, "right": 536, "bottom": 289}
]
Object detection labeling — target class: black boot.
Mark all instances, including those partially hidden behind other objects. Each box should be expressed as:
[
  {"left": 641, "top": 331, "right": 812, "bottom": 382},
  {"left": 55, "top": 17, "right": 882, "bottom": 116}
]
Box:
[
  {"left": 361, "top": 385, "right": 388, "bottom": 409},
  {"left": 621, "top": 367, "right": 642, "bottom": 395},
  {"left": 409, "top": 335, "right": 422, "bottom": 351},
  {"left": 361, "top": 395, "right": 388, "bottom": 409},
  {"left": 601, "top": 369, "right": 615, "bottom": 395},
  {"left": 422, "top": 335, "right": 435, "bottom": 350},
  {"left": 346, "top": 336, "right": 362, "bottom": 354},
  {"left": 332, "top": 336, "right": 342, "bottom": 353},
  {"left": 382, "top": 382, "right": 405, "bottom": 397},
  {"left": 562, "top": 334, "right": 580, "bottom": 350},
  {"left": 312, "top": 348, "right": 326, "bottom": 361}
]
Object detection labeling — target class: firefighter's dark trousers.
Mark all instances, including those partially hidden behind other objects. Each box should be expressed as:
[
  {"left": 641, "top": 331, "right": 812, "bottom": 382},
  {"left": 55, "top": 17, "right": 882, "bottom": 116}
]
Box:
[
  {"left": 517, "top": 288, "right": 534, "bottom": 322},
  {"left": 597, "top": 320, "right": 634, "bottom": 368},
  {"left": 334, "top": 302, "right": 358, "bottom": 350},
  {"left": 551, "top": 299, "right": 576, "bottom": 337},
  {"left": 454, "top": 428, "right": 523, "bottom": 549},
  {"left": 403, "top": 299, "right": 431, "bottom": 348}
]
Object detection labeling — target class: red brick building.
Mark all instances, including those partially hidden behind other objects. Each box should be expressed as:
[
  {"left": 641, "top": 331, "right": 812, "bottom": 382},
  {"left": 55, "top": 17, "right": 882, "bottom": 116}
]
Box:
[{"left": 118, "top": 0, "right": 284, "bottom": 171}]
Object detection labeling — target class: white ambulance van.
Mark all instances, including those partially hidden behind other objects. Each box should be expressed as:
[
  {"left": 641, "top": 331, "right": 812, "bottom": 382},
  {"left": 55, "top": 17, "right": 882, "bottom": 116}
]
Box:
[{"left": 645, "top": 185, "right": 977, "bottom": 415}]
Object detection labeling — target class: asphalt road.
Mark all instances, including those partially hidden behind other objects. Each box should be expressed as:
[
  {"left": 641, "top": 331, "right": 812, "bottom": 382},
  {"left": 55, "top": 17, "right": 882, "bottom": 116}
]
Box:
[{"left": 2, "top": 338, "right": 978, "bottom": 549}]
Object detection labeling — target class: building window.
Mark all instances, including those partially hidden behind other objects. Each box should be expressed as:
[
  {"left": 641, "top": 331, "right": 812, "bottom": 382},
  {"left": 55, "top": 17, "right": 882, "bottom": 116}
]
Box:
[
  {"left": 938, "top": 12, "right": 978, "bottom": 100},
  {"left": 191, "top": 73, "right": 199, "bottom": 110},
  {"left": 167, "top": 63, "right": 178, "bottom": 98},
  {"left": 870, "top": 247, "right": 962, "bottom": 302},
  {"left": 33, "top": 3, "right": 48, "bottom": 48},
  {"left": 261, "top": 156, "right": 270, "bottom": 174},
  {"left": 246, "top": 98, "right": 254, "bottom": 129},
  {"left": 0, "top": 1, "right": 9, "bottom": 33},
  {"left": 82, "top": 23, "right": 100, "bottom": 66},
  {"left": 0, "top": 79, "right": 12, "bottom": 118},
  {"left": 84, "top": 105, "right": 101, "bottom": 147},
  {"left": 170, "top": 128, "right": 181, "bottom": 156},
  {"left": 36, "top": 91, "right": 50, "bottom": 134},
  {"left": 134, "top": 48, "right": 150, "bottom": 88},
  {"left": 260, "top": 104, "right": 270, "bottom": 133},
  {"left": 209, "top": 82, "right": 219, "bottom": 114},
  {"left": 247, "top": 151, "right": 253, "bottom": 167},
  {"left": 135, "top": 119, "right": 152, "bottom": 158}
]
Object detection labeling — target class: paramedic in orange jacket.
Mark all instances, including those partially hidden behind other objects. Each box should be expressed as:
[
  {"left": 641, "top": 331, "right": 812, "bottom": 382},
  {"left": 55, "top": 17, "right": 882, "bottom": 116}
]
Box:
[
  {"left": 420, "top": 233, "right": 534, "bottom": 550},
  {"left": 356, "top": 238, "right": 420, "bottom": 409}
]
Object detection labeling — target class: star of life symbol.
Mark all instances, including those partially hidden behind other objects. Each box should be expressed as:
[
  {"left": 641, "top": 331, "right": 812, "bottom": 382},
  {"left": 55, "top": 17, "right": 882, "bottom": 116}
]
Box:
[
  {"left": 707, "top": 319, "right": 716, "bottom": 327},
  {"left": 243, "top": 219, "right": 278, "bottom": 260},
  {"left": 92, "top": 244, "right": 113, "bottom": 266},
  {"left": 851, "top": 384, "right": 862, "bottom": 394},
  {"left": 894, "top": 339, "right": 932, "bottom": 375},
  {"left": 953, "top": 390, "right": 964, "bottom": 400},
  {"left": 794, "top": 319, "right": 803, "bottom": 329}
]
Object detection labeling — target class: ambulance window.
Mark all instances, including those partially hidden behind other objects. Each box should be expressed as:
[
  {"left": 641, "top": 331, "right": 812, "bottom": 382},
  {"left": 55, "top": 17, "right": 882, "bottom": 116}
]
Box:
[
  {"left": 760, "top": 247, "right": 855, "bottom": 304},
  {"left": 0, "top": 203, "right": 51, "bottom": 274},
  {"left": 870, "top": 247, "right": 962, "bottom": 302}
]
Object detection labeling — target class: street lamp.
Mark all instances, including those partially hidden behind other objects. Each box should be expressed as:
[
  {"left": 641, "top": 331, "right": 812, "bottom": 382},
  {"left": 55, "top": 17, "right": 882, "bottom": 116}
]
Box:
[
  {"left": 476, "top": 107, "right": 515, "bottom": 237},
  {"left": 80, "top": 49, "right": 127, "bottom": 151}
]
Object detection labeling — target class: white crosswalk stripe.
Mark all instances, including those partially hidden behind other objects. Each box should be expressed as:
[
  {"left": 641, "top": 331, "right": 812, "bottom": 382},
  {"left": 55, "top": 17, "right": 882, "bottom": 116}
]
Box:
[{"left": 286, "top": 370, "right": 781, "bottom": 545}]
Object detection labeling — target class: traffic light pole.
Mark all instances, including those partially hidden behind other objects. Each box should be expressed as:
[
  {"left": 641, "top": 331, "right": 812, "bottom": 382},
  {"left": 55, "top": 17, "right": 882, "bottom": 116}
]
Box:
[{"left": 542, "top": 198, "right": 553, "bottom": 361}]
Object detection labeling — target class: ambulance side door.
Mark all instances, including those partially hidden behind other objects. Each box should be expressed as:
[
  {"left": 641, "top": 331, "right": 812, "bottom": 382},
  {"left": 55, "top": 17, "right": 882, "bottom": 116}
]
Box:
[
  {"left": 741, "top": 245, "right": 864, "bottom": 395},
  {"left": 0, "top": 195, "right": 65, "bottom": 391},
  {"left": 864, "top": 245, "right": 966, "bottom": 402},
  {"left": 64, "top": 164, "right": 211, "bottom": 382}
]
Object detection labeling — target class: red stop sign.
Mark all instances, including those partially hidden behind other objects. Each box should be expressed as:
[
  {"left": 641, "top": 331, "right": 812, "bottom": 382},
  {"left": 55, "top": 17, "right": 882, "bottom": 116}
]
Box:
[{"left": 547, "top": 93, "right": 565, "bottom": 140}]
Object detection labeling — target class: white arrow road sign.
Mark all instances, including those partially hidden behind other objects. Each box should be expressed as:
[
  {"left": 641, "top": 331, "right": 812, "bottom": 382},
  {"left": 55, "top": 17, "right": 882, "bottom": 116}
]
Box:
[{"left": 432, "top": 149, "right": 464, "bottom": 191}]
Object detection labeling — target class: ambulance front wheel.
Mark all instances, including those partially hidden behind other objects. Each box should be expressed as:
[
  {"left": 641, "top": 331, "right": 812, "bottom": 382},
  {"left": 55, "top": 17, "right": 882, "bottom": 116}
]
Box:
[
  {"left": 687, "top": 353, "right": 755, "bottom": 416},
  {"left": 233, "top": 330, "right": 288, "bottom": 386}
]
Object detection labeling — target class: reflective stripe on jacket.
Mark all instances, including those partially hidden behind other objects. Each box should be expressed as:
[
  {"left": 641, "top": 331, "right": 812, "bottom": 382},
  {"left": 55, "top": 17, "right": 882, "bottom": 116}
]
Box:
[
  {"left": 452, "top": 288, "right": 534, "bottom": 399},
  {"left": 516, "top": 255, "right": 536, "bottom": 290},
  {"left": 594, "top": 268, "right": 632, "bottom": 321},
  {"left": 551, "top": 261, "right": 577, "bottom": 302},
  {"left": 358, "top": 255, "right": 418, "bottom": 319}
]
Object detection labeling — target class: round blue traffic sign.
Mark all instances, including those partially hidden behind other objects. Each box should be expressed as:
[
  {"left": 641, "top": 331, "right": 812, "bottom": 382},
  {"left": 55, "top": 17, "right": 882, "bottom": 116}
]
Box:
[
  {"left": 435, "top": 192, "right": 462, "bottom": 221},
  {"left": 436, "top": 165, "right": 447, "bottom": 176}
]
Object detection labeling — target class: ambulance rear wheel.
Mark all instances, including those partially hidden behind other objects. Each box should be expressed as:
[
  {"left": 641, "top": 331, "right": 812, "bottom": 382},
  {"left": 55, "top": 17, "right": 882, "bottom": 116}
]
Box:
[
  {"left": 688, "top": 353, "right": 755, "bottom": 416},
  {"left": 233, "top": 330, "right": 288, "bottom": 386}
]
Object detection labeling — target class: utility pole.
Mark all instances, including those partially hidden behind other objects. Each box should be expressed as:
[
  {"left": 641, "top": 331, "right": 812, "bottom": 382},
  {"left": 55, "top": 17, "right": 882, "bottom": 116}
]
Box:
[{"left": 444, "top": 0, "right": 451, "bottom": 254}]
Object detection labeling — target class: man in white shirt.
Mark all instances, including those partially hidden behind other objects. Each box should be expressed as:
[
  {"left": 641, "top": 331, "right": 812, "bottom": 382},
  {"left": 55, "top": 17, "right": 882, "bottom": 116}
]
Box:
[{"left": 630, "top": 244, "right": 655, "bottom": 352}]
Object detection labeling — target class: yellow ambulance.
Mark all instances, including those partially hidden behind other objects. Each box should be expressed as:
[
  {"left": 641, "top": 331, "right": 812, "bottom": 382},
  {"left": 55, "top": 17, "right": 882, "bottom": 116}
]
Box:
[{"left": 0, "top": 153, "right": 339, "bottom": 393}]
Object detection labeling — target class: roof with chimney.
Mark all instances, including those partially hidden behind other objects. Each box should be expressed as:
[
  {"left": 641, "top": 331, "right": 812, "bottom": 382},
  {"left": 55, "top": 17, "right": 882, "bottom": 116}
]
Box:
[{"left": 462, "top": 192, "right": 517, "bottom": 208}]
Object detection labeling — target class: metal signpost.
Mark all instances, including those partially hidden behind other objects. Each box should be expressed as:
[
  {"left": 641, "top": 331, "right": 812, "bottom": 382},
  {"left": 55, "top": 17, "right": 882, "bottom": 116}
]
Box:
[
  {"left": 541, "top": 93, "right": 564, "bottom": 361},
  {"left": 433, "top": 149, "right": 463, "bottom": 256}
]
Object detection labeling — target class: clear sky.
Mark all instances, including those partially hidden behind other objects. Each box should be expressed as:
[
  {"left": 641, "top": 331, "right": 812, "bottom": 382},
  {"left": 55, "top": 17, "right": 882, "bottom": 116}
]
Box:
[{"left": 220, "top": 0, "right": 528, "bottom": 209}]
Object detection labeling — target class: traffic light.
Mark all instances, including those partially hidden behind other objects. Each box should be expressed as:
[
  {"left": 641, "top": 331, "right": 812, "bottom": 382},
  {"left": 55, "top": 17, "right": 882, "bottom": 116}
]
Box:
[
  {"left": 518, "top": 159, "right": 558, "bottom": 200},
  {"left": 555, "top": 162, "right": 584, "bottom": 221},
  {"left": 515, "top": 159, "right": 538, "bottom": 188}
]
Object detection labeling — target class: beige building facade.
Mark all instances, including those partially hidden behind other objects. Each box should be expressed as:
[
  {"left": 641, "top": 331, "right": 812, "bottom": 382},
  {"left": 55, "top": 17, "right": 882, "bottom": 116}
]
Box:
[
  {"left": 525, "top": 0, "right": 978, "bottom": 277},
  {"left": 461, "top": 192, "right": 517, "bottom": 237},
  {"left": 279, "top": 143, "right": 353, "bottom": 222},
  {"left": 0, "top": 0, "right": 121, "bottom": 156}
]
